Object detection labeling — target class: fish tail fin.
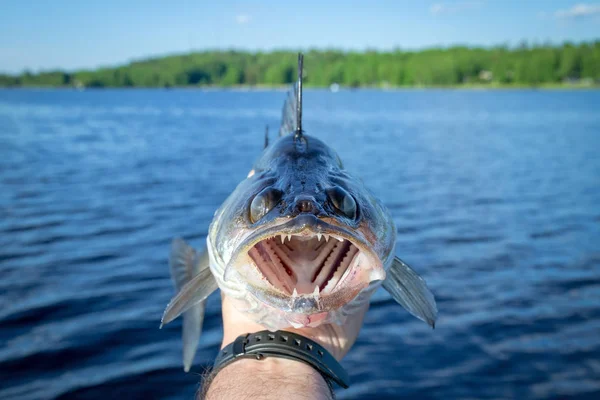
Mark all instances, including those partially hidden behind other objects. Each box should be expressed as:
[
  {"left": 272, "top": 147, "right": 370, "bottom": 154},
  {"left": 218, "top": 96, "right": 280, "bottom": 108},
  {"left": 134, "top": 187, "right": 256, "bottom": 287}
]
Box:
[
  {"left": 279, "top": 53, "right": 304, "bottom": 138},
  {"left": 382, "top": 256, "right": 438, "bottom": 328},
  {"left": 166, "top": 238, "right": 216, "bottom": 371}
]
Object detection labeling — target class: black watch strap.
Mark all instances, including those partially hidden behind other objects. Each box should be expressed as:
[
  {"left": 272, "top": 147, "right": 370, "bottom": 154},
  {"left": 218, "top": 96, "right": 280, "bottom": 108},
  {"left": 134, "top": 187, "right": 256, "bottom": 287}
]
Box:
[{"left": 213, "top": 330, "right": 350, "bottom": 389}]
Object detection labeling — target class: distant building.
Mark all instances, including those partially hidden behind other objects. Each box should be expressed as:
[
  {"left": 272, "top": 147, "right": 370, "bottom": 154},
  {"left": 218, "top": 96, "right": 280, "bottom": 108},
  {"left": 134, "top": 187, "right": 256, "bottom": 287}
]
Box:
[
  {"left": 479, "top": 70, "right": 493, "bottom": 82},
  {"left": 73, "top": 80, "right": 85, "bottom": 90}
]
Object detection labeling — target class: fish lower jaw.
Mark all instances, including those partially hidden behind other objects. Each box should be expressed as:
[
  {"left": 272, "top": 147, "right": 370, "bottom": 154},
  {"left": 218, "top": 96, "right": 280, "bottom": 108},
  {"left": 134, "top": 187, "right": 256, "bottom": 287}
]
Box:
[{"left": 246, "top": 231, "right": 381, "bottom": 299}]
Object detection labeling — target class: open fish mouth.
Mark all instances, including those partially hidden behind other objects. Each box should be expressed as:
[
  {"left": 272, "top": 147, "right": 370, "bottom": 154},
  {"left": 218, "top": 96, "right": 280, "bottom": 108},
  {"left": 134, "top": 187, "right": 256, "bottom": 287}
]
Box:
[
  {"left": 249, "top": 233, "right": 362, "bottom": 296},
  {"left": 224, "top": 215, "right": 385, "bottom": 312}
]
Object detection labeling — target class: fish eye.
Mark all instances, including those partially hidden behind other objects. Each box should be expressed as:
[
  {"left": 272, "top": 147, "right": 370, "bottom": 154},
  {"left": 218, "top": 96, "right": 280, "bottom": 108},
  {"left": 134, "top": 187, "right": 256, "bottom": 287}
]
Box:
[
  {"left": 327, "top": 187, "right": 357, "bottom": 220},
  {"left": 250, "top": 187, "right": 283, "bottom": 223}
]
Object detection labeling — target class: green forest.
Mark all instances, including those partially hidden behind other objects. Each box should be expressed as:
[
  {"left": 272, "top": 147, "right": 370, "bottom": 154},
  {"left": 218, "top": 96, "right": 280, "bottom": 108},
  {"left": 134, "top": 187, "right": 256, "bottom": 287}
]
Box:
[{"left": 1, "top": 42, "right": 599, "bottom": 88}]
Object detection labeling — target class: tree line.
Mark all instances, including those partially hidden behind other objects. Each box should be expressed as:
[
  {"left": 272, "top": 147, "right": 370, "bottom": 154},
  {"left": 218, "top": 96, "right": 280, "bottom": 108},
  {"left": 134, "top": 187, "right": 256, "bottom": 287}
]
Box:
[{"left": 1, "top": 42, "right": 599, "bottom": 88}]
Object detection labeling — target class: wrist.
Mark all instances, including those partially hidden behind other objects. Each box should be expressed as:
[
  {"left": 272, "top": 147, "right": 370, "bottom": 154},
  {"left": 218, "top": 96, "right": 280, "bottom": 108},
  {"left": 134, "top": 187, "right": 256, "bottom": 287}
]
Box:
[
  {"left": 215, "top": 330, "right": 349, "bottom": 389},
  {"left": 204, "top": 357, "right": 333, "bottom": 400}
]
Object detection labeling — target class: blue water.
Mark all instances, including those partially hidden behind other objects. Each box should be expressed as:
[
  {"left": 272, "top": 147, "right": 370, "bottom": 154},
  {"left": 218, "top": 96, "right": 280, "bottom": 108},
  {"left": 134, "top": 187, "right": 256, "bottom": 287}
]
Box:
[{"left": 0, "top": 88, "right": 599, "bottom": 399}]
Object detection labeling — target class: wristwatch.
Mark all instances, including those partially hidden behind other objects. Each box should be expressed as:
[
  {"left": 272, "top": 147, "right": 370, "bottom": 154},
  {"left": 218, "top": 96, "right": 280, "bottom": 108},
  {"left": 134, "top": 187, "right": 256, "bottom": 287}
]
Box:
[{"left": 213, "top": 330, "right": 350, "bottom": 388}]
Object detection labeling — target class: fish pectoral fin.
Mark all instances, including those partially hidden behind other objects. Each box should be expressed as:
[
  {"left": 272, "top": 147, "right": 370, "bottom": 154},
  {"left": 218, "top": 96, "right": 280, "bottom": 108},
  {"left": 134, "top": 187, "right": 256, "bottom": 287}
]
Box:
[
  {"left": 382, "top": 256, "right": 438, "bottom": 328},
  {"left": 182, "top": 300, "right": 206, "bottom": 372},
  {"left": 162, "top": 238, "right": 219, "bottom": 371},
  {"left": 161, "top": 238, "right": 218, "bottom": 327}
]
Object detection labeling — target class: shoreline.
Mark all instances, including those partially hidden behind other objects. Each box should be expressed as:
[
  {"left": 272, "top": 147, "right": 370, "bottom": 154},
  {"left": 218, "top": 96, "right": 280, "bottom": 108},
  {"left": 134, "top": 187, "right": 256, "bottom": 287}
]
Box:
[{"left": 1, "top": 83, "right": 599, "bottom": 91}]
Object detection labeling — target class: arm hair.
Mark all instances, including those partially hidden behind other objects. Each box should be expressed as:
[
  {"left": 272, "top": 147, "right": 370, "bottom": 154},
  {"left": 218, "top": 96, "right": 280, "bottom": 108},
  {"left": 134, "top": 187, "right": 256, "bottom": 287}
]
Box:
[{"left": 198, "top": 358, "right": 334, "bottom": 400}]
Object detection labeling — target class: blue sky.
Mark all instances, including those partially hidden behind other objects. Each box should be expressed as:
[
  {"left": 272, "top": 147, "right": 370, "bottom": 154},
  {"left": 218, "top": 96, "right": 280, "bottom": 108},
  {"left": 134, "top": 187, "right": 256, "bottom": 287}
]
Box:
[{"left": 0, "top": 0, "right": 599, "bottom": 73}]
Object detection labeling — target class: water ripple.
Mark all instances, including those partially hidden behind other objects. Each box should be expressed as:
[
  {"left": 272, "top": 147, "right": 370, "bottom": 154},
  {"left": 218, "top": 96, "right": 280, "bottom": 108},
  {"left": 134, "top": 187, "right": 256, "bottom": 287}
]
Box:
[{"left": 1, "top": 88, "right": 599, "bottom": 399}]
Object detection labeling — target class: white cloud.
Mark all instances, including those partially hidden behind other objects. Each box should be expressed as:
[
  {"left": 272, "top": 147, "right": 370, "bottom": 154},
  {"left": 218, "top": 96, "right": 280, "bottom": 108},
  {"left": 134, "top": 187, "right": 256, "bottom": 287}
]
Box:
[
  {"left": 430, "top": 3, "right": 444, "bottom": 14},
  {"left": 554, "top": 3, "right": 600, "bottom": 18},
  {"left": 235, "top": 14, "right": 251, "bottom": 24},
  {"left": 430, "top": 1, "right": 484, "bottom": 15}
]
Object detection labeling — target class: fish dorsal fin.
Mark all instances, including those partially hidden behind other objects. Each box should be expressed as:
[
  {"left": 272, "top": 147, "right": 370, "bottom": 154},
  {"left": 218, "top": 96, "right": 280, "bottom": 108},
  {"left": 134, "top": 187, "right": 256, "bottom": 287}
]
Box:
[
  {"left": 279, "top": 53, "right": 304, "bottom": 138},
  {"left": 264, "top": 125, "right": 269, "bottom": 148}
]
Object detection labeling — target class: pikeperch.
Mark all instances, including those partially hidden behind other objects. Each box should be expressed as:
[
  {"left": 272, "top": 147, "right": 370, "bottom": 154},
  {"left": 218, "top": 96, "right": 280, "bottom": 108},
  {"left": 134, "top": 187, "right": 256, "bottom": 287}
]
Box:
[{"left": 161, "top": 54, "right": 437, "bottom": 372}]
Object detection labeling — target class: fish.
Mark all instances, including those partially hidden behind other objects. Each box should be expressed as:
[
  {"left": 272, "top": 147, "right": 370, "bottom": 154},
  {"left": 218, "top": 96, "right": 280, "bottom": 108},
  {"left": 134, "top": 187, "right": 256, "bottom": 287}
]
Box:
[{"left": 161, "top": 54, "right": 437, "bottom": 372}]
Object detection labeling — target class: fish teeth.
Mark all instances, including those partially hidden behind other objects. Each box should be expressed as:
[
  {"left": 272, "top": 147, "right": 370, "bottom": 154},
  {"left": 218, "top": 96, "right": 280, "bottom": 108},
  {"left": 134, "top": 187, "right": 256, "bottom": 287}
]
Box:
[
  {"left": 317, "top": 233, "right": 322, "bottom": 241},
  {"left": 324, "top": 234, "right": 330, "bottom": 242},
  {"left": 287, "top": 234, "right": 292, "bottom": 242},
  {"left": 334, "top": 235, "right": 344, "bottom": 242},
  {"left": 313, "top": 285, "right": 320, "bottom": 298},
  {"left": 280, "top": 234, "right": 286, "bottom": 243},
  {"left": 292, "top": 288, "right": 299, "bottom": 298}
]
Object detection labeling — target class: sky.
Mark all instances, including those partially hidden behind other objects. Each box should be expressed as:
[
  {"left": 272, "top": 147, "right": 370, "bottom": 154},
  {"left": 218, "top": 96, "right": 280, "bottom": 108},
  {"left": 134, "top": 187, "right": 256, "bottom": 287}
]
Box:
[{"left": 0, "top": 0, "right": 599, "bottom": 74}]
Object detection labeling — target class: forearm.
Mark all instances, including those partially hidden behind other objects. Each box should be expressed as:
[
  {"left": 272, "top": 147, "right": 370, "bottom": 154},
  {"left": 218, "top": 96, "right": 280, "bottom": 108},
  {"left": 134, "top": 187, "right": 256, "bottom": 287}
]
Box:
[{"left": 202, "top": 358, "right": 333, "bottom": 400}]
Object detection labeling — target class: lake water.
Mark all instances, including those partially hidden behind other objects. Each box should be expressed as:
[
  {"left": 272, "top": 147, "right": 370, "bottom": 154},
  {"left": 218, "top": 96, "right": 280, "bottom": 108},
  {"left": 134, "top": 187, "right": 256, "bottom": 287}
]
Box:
[{"left": 0, "top": 88, "right": 599, "bottom": 399}]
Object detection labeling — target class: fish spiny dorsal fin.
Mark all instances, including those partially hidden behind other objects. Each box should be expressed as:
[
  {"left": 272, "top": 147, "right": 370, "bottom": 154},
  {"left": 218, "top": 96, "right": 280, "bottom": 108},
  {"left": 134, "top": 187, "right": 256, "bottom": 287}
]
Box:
[
  {"left": 278, "top": 53, "right": 304, "bottom": 138},
  {"left": 295, "top": 53, "right": 303, "bottom": 139},
  {"left": 264, "top": 125, "right": 269, "bottom": 148}
]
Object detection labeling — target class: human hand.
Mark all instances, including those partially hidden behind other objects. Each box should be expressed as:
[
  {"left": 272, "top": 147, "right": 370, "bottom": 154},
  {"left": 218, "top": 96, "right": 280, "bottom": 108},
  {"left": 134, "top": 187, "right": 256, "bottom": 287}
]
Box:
[
  {"left": 204, "top": 295, "right": 367, "bottom": 399},
  {"left": 220, "top": 293, "right": 369, "bottom": 360}
]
